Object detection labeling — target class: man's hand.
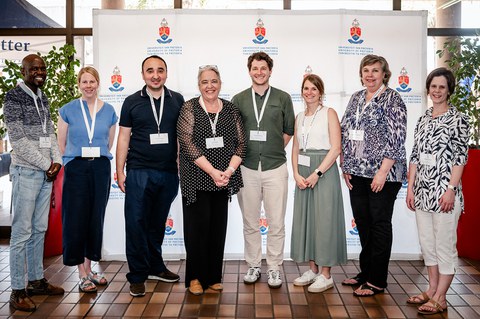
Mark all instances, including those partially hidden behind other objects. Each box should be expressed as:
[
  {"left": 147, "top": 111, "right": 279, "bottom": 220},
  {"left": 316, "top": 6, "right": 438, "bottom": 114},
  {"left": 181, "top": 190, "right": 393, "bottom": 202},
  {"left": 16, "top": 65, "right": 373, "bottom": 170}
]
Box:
[{"left": 46, "top": 162, "right": 62, "bottom": 182}]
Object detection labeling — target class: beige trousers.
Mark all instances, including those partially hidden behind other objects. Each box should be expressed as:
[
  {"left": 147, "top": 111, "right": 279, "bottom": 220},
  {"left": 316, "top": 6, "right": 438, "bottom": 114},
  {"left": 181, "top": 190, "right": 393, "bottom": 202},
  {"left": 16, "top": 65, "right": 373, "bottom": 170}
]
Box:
[
  {"left": 237, "top": 163, "right": 289, "bottom": 271},
  {"left": 415, "top": 197, "right": 461, "bottom": 275}
]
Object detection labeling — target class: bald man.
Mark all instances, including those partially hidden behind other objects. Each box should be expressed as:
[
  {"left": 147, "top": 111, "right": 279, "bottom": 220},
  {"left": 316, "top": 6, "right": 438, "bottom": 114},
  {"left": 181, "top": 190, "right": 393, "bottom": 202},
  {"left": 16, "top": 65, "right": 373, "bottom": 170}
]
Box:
[{"left": 4, "top": 54, "right": 64, "bottom": 312}]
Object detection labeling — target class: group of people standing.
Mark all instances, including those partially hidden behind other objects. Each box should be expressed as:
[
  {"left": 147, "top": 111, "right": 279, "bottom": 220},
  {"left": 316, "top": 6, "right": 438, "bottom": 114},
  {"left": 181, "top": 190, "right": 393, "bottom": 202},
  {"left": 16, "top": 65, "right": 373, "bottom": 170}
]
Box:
[{"left": 4, "top": 51, "right": 469, "bottom": 316}]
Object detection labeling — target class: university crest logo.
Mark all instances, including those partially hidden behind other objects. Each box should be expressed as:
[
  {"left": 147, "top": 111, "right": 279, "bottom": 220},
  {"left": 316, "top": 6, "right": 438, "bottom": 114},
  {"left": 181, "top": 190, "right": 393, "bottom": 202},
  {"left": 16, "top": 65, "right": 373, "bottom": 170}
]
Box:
[
  {"left": 157, "top": 18, "right": 173, "bottom": 44},
  {"left": 348, "top": 19, "right": 364, "bottom": 44},
  {"left": 259, "top": 210, "right": 269, "bottom": 235},
  {"left": 304, "top": 65, "right": 313, "bottom": 77},
  {"left": 108, "top": 66, "right": 124, "bottom": 92},
  {"left": 165, "top": 214, "right": 176, "bottom": 235},
  {"left": 112, "top": 172, "right": 120, "bottom": 189},
  {"left": 349, "top": 218, "right": 359, "bottom": 236},
  {"left": 396, "top": 67, "right": 412, "bottom": 93},
  {"left": 252, "top": 19, "right": 268, "bottom": 44}
]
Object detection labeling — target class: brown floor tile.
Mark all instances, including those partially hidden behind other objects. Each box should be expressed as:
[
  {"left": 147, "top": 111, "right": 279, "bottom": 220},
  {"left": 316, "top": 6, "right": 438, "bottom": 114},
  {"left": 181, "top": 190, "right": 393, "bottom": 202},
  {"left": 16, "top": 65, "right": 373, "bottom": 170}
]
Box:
[
  {"left": 161, "top": 303, "right": 182, "bottom": 317},
  {"left": 217, "top": 304, "right": 236, "bottom": 317},
  {"left": 105, "top": 303, "right": 128, "bottom": 317},
  {"left": 236, "top": 304, "right": 255, "bottom": 318},
  {"left": 328, "top": 305, "right": 349, "bottom": 318}
]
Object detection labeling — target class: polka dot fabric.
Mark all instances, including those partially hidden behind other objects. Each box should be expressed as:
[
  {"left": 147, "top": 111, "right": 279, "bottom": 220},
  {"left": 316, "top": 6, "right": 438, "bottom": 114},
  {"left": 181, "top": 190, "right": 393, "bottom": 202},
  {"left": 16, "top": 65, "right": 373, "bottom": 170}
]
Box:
[{"left": 177, "top": 97, "right": 246, "bottom": 205}]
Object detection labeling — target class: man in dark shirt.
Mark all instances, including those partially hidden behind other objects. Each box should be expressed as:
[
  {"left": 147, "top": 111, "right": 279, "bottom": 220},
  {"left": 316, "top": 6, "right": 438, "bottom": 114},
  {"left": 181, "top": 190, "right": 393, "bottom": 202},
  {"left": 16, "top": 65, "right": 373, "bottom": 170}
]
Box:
[{"left": 116, "top": 55, "right": 185, "bottom": 297}]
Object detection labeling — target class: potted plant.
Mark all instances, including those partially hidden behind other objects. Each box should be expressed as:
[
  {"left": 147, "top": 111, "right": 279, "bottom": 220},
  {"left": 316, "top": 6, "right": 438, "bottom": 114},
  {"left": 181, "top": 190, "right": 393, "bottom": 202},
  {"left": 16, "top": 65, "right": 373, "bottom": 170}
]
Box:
[
  {"left": 438, "top": 37, "right": 480, "bottom": 260},
  {"left": 0, "top": 44, "right": 80, "bottom": 256}
]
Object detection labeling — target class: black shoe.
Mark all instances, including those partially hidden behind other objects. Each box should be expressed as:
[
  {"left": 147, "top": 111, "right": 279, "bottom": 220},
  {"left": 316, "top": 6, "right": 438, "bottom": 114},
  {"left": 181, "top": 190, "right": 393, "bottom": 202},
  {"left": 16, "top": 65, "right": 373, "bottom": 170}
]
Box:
[
  {"left": 148, "top": 269, "right": 180, "bottom": 283},
  {"left": 129, "top": 282, "right": 146, "bottom": 297},
  {"left": 27, "top": 278, "right": 65, "bottom": 296},
  {"left": 10, "top": 289, "right": 36, "bottom": 312}
]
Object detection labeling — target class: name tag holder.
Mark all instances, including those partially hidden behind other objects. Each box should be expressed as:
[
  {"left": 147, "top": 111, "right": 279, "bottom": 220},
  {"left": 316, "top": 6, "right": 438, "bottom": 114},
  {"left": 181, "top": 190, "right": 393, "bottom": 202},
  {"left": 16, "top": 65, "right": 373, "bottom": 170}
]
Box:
[
  {"left": 206, "top": 136, "right": 224, "bottom": 149},
  {"left": 39, "top": 136, "right": 51, "bottom": 148},
  {"left": 82, "top": 146, "right": 100, "bottom": 158},
  {"left": 298, "top": 154, "right": 311, "bottom": 167},
  {"left": 250, "top": 130, "right": 267, "bottom": 141},
  {"left": 349, "top": 129, "right": 365, "bottom": 141},
  {"left": 420, "top": 153, "right": 436, "bottom": 166},
  {"left": 150, "top": 133, "right": 169, "bottom": 145}
]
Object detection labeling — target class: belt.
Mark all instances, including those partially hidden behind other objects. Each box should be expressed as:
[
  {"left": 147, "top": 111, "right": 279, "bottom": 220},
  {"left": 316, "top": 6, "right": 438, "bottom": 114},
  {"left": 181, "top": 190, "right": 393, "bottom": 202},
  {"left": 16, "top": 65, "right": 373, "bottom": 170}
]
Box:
[{"left": 75, "top": 156, "right": 104, "bottom": 161}]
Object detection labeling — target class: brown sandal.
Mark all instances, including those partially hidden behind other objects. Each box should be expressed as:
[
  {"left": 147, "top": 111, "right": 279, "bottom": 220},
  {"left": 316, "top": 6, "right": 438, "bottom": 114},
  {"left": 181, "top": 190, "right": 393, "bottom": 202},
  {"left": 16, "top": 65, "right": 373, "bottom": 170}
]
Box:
[
  {"left": 407, "top": 291, "right": 430, "bottom": 305},
  {"left": 418, "top": 298, "right": 446, "bottom": 315}
]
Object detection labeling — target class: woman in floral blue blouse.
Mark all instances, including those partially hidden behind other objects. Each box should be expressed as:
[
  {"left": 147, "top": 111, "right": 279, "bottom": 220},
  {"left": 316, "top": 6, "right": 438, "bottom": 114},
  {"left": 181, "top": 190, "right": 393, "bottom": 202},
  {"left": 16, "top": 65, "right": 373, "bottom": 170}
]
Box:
[
  {"left": 340, "top": 55, "right": 407, "bottom": 297},
  {"left": 406, "top": 68, "right": 469, "bottom": 315}
]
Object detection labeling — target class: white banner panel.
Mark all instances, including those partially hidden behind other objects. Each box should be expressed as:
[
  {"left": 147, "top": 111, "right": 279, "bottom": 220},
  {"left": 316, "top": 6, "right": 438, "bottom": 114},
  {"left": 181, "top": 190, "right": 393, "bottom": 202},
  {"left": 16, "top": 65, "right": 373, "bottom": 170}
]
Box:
[{"left": 94, "top": 9, "right": 427, "bottom": 261}]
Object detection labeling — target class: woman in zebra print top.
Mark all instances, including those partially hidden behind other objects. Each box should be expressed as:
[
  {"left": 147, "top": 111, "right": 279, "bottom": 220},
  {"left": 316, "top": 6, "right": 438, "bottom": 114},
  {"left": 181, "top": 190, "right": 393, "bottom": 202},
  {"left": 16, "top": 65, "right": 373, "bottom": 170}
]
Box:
[{"left": 406, "top": 67, "right": 470, "bottom": 315}]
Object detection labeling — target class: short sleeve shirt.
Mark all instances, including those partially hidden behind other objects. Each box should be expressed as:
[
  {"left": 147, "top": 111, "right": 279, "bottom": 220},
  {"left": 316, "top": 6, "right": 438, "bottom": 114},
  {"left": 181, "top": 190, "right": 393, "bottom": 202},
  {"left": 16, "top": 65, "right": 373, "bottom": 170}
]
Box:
[
  {"left": 119, "top": 85, "right": 185, "bottom": 173},
  {"left": 59, "top": 99, "right": 118, "bottom": 166},
  {"left": 231, "top": 86, "right": 295, "bottom": 171}
]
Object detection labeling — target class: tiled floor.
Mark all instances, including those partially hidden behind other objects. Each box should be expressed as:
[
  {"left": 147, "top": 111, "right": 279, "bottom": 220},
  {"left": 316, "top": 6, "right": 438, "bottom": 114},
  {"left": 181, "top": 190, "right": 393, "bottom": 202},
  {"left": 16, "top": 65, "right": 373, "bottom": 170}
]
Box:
[{"left": 0, "top": 241, "right": 479, "bottom": 319}]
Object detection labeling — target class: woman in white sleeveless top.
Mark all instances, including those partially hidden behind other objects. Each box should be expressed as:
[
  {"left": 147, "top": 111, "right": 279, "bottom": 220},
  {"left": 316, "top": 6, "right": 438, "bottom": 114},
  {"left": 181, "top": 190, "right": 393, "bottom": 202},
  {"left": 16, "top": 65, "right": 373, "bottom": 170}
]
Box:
[{"left": 290, "top": 74, "right": 347, "bottom": 293}]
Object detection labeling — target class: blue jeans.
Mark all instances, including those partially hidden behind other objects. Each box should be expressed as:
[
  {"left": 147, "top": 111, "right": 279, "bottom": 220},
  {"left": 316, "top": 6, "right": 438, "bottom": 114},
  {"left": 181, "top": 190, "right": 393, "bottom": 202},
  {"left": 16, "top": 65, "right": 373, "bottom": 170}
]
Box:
[
  {"left": 10, "top": 165, "right": 52, "bottom": 289},
  {"left": 124, "top": 168, "right": 179, "bottom": 284}
]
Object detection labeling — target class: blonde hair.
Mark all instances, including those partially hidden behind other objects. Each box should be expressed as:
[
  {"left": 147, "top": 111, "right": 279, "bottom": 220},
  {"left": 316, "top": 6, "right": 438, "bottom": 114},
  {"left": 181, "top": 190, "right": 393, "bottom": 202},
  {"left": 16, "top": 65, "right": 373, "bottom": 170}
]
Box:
[{"left": 77, "top": 66, "right": 100, "bottom": 84}]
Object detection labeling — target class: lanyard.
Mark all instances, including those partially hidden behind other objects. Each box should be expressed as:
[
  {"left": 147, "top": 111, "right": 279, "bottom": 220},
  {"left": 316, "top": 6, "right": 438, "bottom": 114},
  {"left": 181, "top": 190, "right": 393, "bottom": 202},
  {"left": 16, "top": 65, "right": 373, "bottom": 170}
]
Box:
[
  {"left": 355, "top": 84, "right": 384, "bottom": 128},
  {"left": 301, "top": 105, "right": 322, "bottom": 151},
  {"left": 20, "top": 82, "right": 47, "bottom": 134},
  {"left": 251, "top": 86, "right": 271, "bottom": 130},
  {"left": 79, "top": 98, "right": 98, "bottom": 145},
  {"left": 146, "top": 88, "right": 165, "bottom": 134},
  {"left": 199, "top": 96, "right": 221, "bottom": 137}
]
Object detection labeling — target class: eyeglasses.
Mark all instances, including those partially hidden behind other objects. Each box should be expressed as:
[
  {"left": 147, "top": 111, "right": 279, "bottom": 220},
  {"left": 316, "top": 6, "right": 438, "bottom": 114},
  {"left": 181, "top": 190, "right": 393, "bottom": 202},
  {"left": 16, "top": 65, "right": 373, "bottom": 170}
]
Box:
[{"left": 199, "top": 64, "right": 218, "bottom": 71}]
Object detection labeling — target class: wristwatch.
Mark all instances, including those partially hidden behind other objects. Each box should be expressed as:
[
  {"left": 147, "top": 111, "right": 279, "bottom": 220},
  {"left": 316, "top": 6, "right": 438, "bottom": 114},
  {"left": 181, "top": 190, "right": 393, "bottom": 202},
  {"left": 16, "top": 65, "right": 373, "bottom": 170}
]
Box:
[
  {"left": 314, "top": 169, "right": 323, "bottom": 177},
  {"left": 447, "top": 184, "right": 457, "bottom": 192}
]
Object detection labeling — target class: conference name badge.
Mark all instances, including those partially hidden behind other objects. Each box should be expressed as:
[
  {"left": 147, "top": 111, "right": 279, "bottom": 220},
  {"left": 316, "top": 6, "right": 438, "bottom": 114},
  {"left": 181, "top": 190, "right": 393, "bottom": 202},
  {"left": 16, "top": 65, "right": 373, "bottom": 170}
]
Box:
[
  {"left": 298, "top": 154, "right": 311, "bottom": 167},
  {"left": 150, "top": 133, "right": 169, "bottom": 145},
  {"left": 250, "top": 130, "right": 267, "bottom": 141},
  {"left": 82, "top": 147, "right": 100, "bottom": 158},
  {"left": 348, "top": 129, "right": 364, "bottom": 141},
  {"left": 39, "top": 137, "right": 51, "bottom": 148},
  {"left": 206, "top": 137, "right": 224, "bottom": 149},
  {"left": 420, "top": 153, "right": 436, "bottom": 166}
]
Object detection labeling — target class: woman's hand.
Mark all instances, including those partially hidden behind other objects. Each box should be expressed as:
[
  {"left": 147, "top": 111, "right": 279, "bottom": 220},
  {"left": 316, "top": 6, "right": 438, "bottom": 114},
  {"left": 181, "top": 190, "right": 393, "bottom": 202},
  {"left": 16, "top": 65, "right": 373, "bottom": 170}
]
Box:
[
  {"left": 371, "top": 170, "right": 387, "bottom": 193},
  {"left": 209, "top": 168, "right": 229, "bottom": 187},
  {"left": 294, "top": 173, "right": 308, "bottom": 190},
  {"left": 343, "top": 173, "right": 353, "bottom": 190},
  {"left": 406, "top": 188, "right": 416, "bottom": 211},
  {"left": 439, "top": 189, "right": 455, "bottom": 212},
  {"left": 305, "top": 172, "right": 319, "bottom": 189}
]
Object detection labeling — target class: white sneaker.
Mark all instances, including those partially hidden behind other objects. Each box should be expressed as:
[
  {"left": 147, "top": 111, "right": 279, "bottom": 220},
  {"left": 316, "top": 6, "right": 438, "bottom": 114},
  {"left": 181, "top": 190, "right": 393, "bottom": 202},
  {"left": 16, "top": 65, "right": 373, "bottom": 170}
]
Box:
[
  {"left": 243, "top": 267, "right": 261, "bottom": 284},
  {"left": 308, "top": 274, "right": 334, "bottom": 293},
  {"left": 267, "top": 269, "right": 282, "bottom": 288},
  {"left": 293, "top": 270, "right": 319, "bottom": 286}
]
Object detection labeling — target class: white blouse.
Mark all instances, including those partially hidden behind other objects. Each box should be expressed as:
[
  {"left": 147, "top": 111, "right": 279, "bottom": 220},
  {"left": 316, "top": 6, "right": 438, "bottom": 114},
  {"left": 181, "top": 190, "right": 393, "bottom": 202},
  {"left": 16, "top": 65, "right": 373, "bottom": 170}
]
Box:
[{"left": 296, "top": 106, "right": 330, "bottom": 150}]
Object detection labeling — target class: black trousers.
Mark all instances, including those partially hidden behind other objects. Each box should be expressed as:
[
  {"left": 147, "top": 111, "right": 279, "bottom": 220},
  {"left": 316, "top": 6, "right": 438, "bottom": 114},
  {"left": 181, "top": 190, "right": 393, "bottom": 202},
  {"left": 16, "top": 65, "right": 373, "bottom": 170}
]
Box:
[
  {"left": 348, "top": 175, "right": 402, "bottom": 288},
  {"left": 62, "top": 157, "right": 111, "bottom": 266},
  {"left": 182, "top": 190, "right": 228, "bottom": 289}
]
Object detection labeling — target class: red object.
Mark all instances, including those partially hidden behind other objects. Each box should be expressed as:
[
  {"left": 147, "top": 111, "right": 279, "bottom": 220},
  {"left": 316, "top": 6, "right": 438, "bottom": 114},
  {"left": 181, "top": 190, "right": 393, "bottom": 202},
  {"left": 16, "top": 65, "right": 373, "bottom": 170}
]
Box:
[
  {"left": 457, "top": 149, "right": 480, "bottom": 260},
  {"left": 44, "top": 167, "right": 63, "bottom": 257}
]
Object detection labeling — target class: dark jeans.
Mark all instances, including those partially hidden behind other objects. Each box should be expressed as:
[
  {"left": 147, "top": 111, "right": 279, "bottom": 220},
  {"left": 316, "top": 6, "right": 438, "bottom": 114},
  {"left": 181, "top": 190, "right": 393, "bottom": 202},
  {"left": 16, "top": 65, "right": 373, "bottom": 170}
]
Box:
[
  {"left": 349, "top": 175, "right": 401, "bottom": 288},
  {"left": 182, "top": 190, "right": 228, "bottom": 289},
  {"left": 124, "top": 168, "right": 179, "bottom": 284},
  {"left": 62, "top": 157, "right": 111, "bottom": 266}
]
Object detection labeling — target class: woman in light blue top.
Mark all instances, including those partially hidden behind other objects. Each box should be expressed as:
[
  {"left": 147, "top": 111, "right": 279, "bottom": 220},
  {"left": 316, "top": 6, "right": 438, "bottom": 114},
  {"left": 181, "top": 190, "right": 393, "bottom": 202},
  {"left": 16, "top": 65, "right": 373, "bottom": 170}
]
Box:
[{"left": 58, "top": 66, "right": 118, "bottom": 293}]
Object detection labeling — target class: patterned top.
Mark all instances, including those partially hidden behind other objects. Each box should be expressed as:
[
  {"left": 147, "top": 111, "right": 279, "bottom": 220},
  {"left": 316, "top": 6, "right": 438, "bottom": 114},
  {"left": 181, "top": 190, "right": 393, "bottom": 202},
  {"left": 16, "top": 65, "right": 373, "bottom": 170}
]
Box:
[
  {"left": 410, "top": 107, "right": 470, "bottom": 213},
  {"left": 341, "top": 87, "right": 407, "bottom": 182},
  {"left": 177, "top": 97, "right": 247, "bottom": 205},
  {"left": 4, "top": 84, "right": 62, "bottom": 171}
]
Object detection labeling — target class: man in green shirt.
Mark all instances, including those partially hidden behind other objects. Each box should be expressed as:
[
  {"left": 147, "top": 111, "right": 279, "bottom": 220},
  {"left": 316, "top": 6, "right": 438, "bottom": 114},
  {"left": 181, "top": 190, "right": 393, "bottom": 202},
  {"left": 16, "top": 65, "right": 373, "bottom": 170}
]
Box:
[{"left": 231, "top": 51, "right": 295, "bottom": 289}]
